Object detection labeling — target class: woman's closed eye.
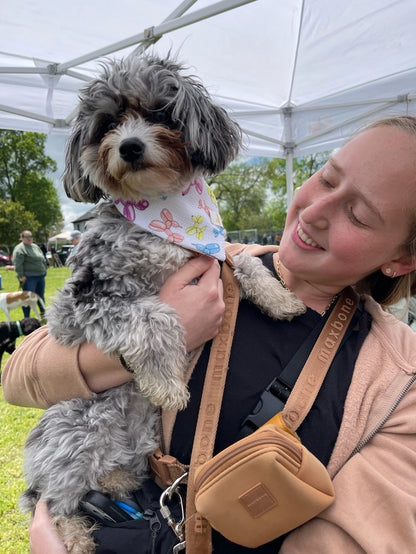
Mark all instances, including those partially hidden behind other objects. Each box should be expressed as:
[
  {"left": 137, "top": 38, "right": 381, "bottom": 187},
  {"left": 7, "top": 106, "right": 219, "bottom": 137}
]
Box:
[
  {"left": 320, "top": 174, "right": 368, "bottom": 227},
  {"left": 319, "top": 175, "right": 334, "bottom": 189},
  {"left": 348, "top": 206, "right": 366, "bottom": 227}
]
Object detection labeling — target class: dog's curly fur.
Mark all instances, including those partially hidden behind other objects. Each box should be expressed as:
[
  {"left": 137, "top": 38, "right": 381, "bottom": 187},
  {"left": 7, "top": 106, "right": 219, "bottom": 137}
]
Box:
[
  {"left": 19, "top": 53, "right": 305, "bottom": 552},
  {"left": 21, "top": 383, "right": 159, "bottom": 553}
]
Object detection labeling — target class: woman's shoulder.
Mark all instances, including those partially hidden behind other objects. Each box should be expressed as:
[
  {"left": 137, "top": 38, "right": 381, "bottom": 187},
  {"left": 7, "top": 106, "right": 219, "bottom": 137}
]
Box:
[{"left": 362, "top": 294, "right": 416, "bottom": 372}]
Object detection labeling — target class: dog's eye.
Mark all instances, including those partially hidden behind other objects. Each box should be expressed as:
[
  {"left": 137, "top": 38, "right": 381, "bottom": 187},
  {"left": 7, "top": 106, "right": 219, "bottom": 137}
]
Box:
[
  {"left": 148, "top": 110, "right": 172, "bottom": 126},
  {"left": 91, "top": 115, "right": 118, "bottom": 142}
]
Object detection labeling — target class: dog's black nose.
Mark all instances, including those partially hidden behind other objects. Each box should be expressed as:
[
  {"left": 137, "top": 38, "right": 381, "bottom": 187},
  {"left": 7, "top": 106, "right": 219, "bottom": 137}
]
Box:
[{"left": 119, "top": 138, "right": 145, "bottom": 163}]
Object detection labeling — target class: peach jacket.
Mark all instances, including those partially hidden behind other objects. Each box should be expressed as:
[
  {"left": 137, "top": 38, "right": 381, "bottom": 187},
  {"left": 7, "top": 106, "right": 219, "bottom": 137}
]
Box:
[{"left": 3, "top": 247, "right": 416, "bottom": 553}]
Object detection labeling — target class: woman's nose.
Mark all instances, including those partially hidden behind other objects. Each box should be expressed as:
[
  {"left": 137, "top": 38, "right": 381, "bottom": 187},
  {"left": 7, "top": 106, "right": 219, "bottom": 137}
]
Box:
[{"left": 300, "top": 196, "right": 332, "bottom": 229}]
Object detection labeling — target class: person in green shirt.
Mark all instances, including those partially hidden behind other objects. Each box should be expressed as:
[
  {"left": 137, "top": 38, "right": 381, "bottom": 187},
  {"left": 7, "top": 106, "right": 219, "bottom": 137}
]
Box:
[{"left": 12, "top": 230, "right": 47, "bottom": 318}]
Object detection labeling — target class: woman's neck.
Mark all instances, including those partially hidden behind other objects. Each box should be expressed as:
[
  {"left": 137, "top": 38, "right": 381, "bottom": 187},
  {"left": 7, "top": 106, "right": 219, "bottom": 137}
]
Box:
[{"left": 273, "top": 253, "right": 342, "bottom": 316}]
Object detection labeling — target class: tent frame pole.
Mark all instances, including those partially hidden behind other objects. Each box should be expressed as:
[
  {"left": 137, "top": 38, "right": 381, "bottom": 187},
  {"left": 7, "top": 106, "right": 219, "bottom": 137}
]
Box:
[
  {"left": 59, "top": 0, "right": 258, "bottom": 72},
  {"left": 283, "top": 106, "right": 295, "bottom": 207}
]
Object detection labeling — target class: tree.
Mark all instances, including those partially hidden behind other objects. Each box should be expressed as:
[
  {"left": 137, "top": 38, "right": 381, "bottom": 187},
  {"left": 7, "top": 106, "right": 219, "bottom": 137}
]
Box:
[
  {"left": 17, "top": 173, "right": 64, "bottom": 241},
  {"left": 208, "top": 157, "right": 289, "bottom": 236},
  {"left": 267, "top": 152, "right": 330, "bottom": 196},
  {"left": 207, "top": 153, "right": 330, "bottom": 240},
  {"left": 0, "top": 200, "right": 39, "bottom": 249},
  {"left": 0, "top": 130, "right": 63, "bottom": 244},
  {"left": 265, "top": 157, "right": 287, "bottom": 196},
  {"left": 208, "top": 160, "right": 271, "bottom": 231},
  {"left": 293, "top": 152, "right": 330, "bottom": 190},
  {"left": 262, "top": 193, "right": 287, "bottom": 231}
]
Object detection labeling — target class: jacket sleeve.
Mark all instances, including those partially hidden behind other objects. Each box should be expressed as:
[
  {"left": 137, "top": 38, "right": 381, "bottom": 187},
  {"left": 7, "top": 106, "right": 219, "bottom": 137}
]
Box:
[
  {"left": 280, "top": 375, "right": 416, "bottom": 553},
  {"left": 2, "top": 326, "right": 92, "bottom": 409}
]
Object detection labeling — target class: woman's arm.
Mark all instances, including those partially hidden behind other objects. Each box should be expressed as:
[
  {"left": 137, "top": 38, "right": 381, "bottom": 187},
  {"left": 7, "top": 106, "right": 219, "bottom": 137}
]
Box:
[
  {"left": 280, "top": 380, "right": 416, "bottom": 552},
  {"left": 2, "top": 256, "right": 224, "bottom": 408},
  {"left": 12, "top": 248, "right": 25, "bottom": 281},
  {"left": 2, "top": 326, "right": 94, "bottom": 408}
]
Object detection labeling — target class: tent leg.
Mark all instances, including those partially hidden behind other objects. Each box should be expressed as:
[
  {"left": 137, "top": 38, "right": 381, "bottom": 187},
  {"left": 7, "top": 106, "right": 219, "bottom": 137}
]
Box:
[
  {"left": 283, "top": 106, "right": 294, "bottom": 208},
  {"left": 286, "top": 150, "right": 294, "bottom": 207}
]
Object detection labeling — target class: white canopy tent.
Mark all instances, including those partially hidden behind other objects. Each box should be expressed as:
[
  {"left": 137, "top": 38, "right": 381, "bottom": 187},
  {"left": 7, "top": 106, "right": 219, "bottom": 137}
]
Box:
[
  {"left": 47, "top": 230, "right": 73, "bottom": 249},
  {"left": 2, "top": 0, "right": 416, "bottom": 201}
]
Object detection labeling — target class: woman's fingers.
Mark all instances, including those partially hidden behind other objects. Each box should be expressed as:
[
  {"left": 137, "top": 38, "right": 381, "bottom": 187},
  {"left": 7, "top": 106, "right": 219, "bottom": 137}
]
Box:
[
  {"left": 159, "top": 256, "right": 225, "bottom": 351},
  {"left": 29, "top": 500, "right": 68, "bottom": 553}
]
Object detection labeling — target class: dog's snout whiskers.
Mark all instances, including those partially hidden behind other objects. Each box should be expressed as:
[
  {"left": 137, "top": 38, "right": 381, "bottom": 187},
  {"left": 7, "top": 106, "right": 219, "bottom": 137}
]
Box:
[{"left": 119, "top": 138, "right": 145, "bottom": 163}]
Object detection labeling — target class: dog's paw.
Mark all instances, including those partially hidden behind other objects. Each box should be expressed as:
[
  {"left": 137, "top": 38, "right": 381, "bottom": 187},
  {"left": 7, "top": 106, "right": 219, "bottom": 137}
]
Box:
[
  {"left": 135, "top": 375, "right": 190, "bottom": 411},
  {"left": 160, "top": 383, "right": 190, "bottom": 411},
  {"left": 233, "top": 253, "right": 306, "bottom": 320},
  {"left": 53, "top": 514, "right": 98, "bottom": 554}
]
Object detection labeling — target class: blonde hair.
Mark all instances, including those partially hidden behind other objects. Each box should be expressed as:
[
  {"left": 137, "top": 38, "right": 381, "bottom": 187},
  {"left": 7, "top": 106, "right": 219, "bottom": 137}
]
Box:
[{"left": 355, "top": 116, "right": 416, "bottom": 305}]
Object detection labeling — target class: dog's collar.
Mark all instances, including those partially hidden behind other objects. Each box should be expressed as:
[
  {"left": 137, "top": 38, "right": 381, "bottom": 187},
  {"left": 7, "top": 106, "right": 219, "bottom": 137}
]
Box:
[
  {"left": 113, "top": 177, "right": 225, "bottom": 260},
  {"left": 15, "top": 320, "right": 23, "bottom": 336}
]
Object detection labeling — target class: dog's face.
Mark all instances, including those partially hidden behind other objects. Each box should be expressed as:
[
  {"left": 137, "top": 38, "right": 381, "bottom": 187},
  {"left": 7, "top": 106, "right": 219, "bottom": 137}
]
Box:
[{"left": 64, "top": 54, "right": 242, "bottom": 203}]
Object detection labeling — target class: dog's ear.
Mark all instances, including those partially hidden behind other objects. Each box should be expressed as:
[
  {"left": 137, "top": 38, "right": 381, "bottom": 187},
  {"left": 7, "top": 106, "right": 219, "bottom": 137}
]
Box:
[
  {"left": 175, "top": 79, "right": 242, "bottom": 175},
  {"left": 189, "top": 102, "right": 242, "bottom": 175},
  {"left": 63, "top": 121, "right": 104, "bottom": 203}
]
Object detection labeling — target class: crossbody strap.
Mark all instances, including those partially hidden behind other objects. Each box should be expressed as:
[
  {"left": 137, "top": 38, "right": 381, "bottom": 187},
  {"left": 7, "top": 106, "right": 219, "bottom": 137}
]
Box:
[
  {"left": 241, "top": 286, "right": 360, "bottom": 434},
  {"left": 239, "top": 308, "right": 333, "bottom": 437},
  {"left": 185, "top": 259, "right": 240, "bottom": 554},
  {"left": 282, "top": 286, "right": 359, "bottom": 430}
]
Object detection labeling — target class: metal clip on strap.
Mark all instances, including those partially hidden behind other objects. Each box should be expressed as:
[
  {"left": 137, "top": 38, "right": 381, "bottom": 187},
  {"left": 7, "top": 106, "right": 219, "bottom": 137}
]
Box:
[{"left": 159, "top": 472, "right": 187, "bottom": 548}]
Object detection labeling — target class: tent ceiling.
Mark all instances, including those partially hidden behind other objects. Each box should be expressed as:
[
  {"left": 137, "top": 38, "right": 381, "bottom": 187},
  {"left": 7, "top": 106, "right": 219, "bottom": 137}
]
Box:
[{"left": 1, "top": 0, "right": 416, "bottom": 159}]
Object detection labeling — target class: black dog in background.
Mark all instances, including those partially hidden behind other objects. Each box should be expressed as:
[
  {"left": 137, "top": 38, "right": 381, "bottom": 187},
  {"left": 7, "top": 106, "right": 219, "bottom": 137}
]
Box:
[{"left": 0, "top": 318, "right": 41, "bottom": 368}]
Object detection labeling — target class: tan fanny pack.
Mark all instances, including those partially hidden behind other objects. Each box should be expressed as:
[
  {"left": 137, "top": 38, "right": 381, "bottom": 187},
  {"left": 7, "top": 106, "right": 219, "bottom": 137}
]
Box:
[
  {"left": 153, "top": 259, "right": 359, "bottom": 552},
  {"left": 193, "top": 414, "right": 335, "bottom": 548}
]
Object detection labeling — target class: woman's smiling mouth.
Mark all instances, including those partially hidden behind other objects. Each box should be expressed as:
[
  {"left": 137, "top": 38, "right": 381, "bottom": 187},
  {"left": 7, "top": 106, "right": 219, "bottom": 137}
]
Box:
[{"left": 297, "top": 223, "right": 321, "bottom": 248}]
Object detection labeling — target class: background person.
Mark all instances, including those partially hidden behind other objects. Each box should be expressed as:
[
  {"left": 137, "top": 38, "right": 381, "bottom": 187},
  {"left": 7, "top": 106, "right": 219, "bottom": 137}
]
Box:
[
  {"left": 12, "top": 230, "right": 47, "bottom": 319},
  {"left": 4, "top": 116, "right": 416, "bottom": 552},
  {"left": 69, "top": 230, "right": 82, "bottom": 255}
]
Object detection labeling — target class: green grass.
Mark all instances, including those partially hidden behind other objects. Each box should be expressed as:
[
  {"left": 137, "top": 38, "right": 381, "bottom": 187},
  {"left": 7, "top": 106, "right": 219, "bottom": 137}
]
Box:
[{"left": 0, "top": 266, "right": 70, "bottom": 553}]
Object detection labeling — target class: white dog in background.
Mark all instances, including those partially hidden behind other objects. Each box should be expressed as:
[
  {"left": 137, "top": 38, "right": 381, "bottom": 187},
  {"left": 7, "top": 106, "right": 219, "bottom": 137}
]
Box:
[{"left": 0, "top": 291, "right": 45, "bottom": 321}]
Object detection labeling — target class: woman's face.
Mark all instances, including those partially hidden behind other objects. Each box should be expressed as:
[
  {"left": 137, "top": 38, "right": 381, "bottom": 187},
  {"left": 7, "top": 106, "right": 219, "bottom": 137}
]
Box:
[{"left": 279, "top": 126, "right": 416, "bottom": 290}]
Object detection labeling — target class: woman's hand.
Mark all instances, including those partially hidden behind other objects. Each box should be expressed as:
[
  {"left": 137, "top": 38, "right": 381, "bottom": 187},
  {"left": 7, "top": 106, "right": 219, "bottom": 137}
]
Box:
[
  {"left": 29, "top": 500, "right": 68, "bottom": 553},
  {"left": 159, "top": 256, "right": 225, "bottom": 351}
]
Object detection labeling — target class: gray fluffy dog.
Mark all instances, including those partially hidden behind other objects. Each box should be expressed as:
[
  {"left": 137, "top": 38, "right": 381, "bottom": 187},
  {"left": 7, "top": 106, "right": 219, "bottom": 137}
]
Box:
[{"left": 19, "top": 53, "right": 305, "bottom": 553}]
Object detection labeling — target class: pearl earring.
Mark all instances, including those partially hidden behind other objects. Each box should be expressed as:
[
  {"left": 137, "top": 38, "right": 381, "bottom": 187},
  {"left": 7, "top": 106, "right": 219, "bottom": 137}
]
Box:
[{"left": 385, "top": 267, "right": 392, "bottom": 275}]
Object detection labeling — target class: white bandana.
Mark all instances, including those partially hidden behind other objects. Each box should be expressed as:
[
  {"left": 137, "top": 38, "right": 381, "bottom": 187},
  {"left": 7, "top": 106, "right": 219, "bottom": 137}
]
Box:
[{"left": 114, "top": 177, "right": 225, "bottom": 260}]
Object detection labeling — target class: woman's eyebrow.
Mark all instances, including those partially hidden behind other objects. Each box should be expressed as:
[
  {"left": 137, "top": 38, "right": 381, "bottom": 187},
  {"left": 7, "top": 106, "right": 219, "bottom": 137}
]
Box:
[{"left": 327, "top": 157, "right": 343, "bottom": 174}]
